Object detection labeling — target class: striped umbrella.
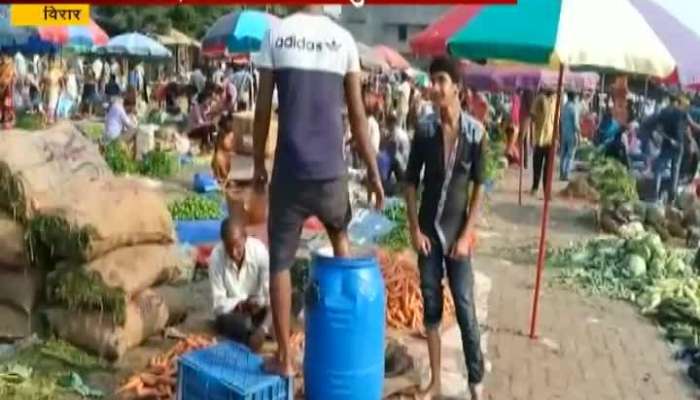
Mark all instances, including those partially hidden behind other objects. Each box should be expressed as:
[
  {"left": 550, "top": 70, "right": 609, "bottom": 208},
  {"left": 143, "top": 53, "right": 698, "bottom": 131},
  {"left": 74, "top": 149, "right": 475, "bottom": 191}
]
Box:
[
  {"left": 38, "top": 19, "right": 109, "bottom": 51},
  {"left": 202, "top": 10, "right": 279, "bottom": 56},
  {"left": 412, "top": 0, "right": 700, "bottom": 85},
  {"left": 0, "top": 5, "right": 57, "bottom": 54}
]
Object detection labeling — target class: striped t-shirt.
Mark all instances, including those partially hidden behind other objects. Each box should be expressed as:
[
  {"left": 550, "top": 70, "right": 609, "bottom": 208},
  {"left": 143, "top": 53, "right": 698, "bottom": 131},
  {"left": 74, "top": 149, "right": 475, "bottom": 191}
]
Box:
[{"left": 257, "top": 12, "right": 360, "bottom": 180}]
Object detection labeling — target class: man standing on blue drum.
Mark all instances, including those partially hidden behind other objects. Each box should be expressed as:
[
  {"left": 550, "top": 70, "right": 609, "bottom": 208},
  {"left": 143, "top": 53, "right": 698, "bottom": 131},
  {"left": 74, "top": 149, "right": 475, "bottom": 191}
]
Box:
[
  {"left": 404, "top": 56, "right": 486, "bottom": 400},
  {"left": 252, "top": 6, "right": 384, "bottom": 377}
]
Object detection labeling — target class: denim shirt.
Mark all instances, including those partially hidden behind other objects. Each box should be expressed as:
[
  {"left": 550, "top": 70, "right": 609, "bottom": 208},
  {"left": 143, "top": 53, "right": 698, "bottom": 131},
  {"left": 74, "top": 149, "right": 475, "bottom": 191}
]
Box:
[{"left": 405, "top": 111, "right": 486, "bottom": 253}]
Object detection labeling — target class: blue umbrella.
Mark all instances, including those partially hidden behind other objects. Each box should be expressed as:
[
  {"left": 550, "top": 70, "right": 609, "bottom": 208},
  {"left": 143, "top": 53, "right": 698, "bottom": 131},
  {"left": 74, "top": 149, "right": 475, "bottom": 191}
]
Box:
[
  {"left": 0, "top": 5, "right": 57, "bottom": 54},
  {"left": 98, "top": 32, "right": 171, "bottom": 58},
  {"left": 202, "top": 10, "right": 279, "bottom": 55}
]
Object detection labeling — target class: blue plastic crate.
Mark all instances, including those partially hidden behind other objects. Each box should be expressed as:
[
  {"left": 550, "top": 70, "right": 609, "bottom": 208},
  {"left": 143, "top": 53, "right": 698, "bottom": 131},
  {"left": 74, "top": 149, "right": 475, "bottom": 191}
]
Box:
[
  {"left": 193, "top": 172, "right": 220, "bottom": 193},
  {"left": 175, "top": 219, "right": 223, "bottom": 245},
  {"left": 177, "top": 341, "right": 293, "bottom": 400}
]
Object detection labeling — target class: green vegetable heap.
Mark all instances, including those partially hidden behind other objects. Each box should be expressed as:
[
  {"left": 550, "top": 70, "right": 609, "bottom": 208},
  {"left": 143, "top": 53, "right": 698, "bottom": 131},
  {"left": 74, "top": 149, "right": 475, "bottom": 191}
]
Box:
[
  {"left": 588, "top": 152, "right": 638, "bottom": 206},
  {"left": 102, "top": 143, "right": 178, "bottom": 179},
  {"left": 168, "top": 195, "right": 223, "bottom": 221},
  {"left": 138, "top": 149, "right": 178, "bottom": 179},
  {"left": 103, "top": 141, "right": 138, "bottom": 175},
  {"left": 378, "top": 202, "right": 411, "bottom": 250},
  {"left": 549, "top": 232, "right": 700, "bottom": 347}
]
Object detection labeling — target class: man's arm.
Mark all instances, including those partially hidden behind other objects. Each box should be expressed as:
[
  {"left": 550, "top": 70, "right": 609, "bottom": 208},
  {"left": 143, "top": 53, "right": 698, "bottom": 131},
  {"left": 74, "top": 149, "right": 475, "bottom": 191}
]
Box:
[
  {"left": 345, "top": 72, "right": 384, "bottom": 209},
  {"left": 252, "top": 69, "right": 273, "bottom": 180},
  {"left": 403, "top": 130, "right": 430, "bottom": 255},
  {"left": 688, "top": 114, "right": 700, "bottom": 133}
]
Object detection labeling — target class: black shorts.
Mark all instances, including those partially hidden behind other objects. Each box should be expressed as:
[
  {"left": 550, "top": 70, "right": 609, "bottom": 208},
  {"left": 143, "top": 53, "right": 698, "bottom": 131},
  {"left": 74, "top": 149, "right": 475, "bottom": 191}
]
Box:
[{"left": 268, "top": 174, "right": 351, "bottom": 274}]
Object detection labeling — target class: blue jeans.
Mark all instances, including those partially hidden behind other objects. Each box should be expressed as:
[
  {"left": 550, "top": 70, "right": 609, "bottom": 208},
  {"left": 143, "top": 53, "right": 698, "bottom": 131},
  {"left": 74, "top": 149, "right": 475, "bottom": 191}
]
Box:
[
  {"left": 418, "top": 236, "right": 484, "bottom": 384},
  {"left": 559, "top": 138, "right": 577, "bottom": 180},
  {"left": 654, "top": 149, "right": 683, "bottom": 203}
]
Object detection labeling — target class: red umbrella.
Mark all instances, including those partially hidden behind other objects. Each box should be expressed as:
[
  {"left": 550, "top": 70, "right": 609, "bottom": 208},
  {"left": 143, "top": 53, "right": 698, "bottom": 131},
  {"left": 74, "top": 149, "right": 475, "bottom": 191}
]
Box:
[
  {"left": 38, "top": 19, "right": 108, "bottom": 49},
  {"left": 373, "top": 45, "right": 411, "bottom": 70},
  {"left": 409, "top": 5, "right": 482, "bottom": 57}
]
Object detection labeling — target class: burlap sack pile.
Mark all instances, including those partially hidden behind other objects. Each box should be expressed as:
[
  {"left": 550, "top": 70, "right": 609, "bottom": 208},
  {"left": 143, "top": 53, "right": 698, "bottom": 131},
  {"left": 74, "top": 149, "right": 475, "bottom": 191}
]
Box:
[{"left": 0, "top": 123, "right": 191, "bottom": 354}]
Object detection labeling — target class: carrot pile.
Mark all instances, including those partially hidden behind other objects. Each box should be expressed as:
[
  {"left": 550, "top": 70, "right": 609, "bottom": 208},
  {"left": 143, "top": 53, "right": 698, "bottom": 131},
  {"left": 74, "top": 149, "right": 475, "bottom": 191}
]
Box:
[
  {"left": 115, "top": 334, "right": 216, "bottom": 400},
  {"left": 377, "top": 248, "right": 456, "bottom": 332}
]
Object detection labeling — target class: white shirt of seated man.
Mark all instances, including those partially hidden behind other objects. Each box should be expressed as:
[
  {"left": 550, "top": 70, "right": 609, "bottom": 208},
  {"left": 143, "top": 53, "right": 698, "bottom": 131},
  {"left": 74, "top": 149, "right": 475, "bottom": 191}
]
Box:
[{"left": 208, "top": 224, "right": 271, "bottom": 321}]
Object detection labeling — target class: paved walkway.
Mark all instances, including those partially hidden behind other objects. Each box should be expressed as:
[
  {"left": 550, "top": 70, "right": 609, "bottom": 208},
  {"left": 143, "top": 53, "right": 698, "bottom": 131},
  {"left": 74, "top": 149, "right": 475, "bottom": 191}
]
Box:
[{"left": 477, "top": 169, "right": 697, "bottom": 400}]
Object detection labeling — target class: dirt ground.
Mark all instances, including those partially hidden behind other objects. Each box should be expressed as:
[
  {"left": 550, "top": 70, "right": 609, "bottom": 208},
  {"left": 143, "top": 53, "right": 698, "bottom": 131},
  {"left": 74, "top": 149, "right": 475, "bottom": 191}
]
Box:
[{"left": 80, "top": 161, "right": 700, "bottom": 399}]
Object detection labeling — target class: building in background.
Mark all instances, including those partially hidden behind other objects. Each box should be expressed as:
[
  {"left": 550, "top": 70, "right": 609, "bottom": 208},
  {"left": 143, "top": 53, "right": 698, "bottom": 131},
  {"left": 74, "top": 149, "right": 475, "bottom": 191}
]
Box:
[{"left": 339, "top": 5, "right": 449, "bottom": 61}]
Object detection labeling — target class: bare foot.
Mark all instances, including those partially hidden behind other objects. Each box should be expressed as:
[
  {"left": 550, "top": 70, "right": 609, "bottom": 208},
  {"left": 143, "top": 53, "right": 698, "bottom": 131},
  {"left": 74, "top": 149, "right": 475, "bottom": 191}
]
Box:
[
  {"left": 469, "top": 383, "right": 484, "bottom": 400},
  {"left": 263, "top": 355, "right": 296, "bottom": 377},
  {"left": 414, "top": 380, "right": 441, "bottom": 400}
]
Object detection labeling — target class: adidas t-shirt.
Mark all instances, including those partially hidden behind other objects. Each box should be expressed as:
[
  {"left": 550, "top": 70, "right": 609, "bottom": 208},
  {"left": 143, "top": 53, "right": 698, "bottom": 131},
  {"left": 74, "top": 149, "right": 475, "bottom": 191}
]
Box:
[{"left": 257, "top": 13, "right": 360, "bottom": 180}]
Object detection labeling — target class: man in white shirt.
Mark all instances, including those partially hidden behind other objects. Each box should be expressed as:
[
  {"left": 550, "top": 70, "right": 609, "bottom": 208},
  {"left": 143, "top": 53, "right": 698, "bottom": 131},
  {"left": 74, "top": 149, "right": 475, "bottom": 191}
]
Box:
[
  {"left": 397, "top": 74, "right": 412, "bottom": 130},
  {"left": 209, "top": 218, "right": 271, "bottom": 351}
]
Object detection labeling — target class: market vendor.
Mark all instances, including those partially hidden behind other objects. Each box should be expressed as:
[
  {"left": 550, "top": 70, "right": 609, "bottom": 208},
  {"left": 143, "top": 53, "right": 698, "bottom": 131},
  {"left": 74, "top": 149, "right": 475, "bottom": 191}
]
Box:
[
  {"left": 209, "top": 217, "right": 271, "bottom": 352},
  {"left": 186, "top": 90, "right": 218, "bottom": 152},
  {"left": 103, "top": 95, "right": 137, "bottom": 143}
]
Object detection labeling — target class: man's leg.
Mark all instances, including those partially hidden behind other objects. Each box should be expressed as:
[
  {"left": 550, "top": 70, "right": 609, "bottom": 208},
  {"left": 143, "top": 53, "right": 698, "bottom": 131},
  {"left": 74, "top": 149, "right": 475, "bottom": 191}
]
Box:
[
  {"left": 669, "top": 150, "right": 683, "bottom": 203},
  {"left": 445, "top": 256, "right": 485, "bottom": 398},
  {"left": 316, "top": 178, "right": 353, "bottom": 258},
  {"left": 266, "top": 176, "right": 307, "bottom": 376},
  {"left": 532, "top": 146, "right": 545, "bottom": 192},
  {"left": 417, "top": 238, "right": 444, "bottom": 398}
]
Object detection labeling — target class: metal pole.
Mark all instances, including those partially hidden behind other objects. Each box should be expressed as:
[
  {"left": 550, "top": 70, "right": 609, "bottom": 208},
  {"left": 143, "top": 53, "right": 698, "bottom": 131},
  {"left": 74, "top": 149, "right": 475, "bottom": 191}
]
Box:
[{"left": 528, "top": 64, "right": 565, "bottom": 339}]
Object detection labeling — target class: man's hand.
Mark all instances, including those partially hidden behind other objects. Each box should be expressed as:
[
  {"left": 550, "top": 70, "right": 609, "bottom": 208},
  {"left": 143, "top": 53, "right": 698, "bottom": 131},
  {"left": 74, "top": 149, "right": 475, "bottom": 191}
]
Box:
[
  {"left": 410, "top": 228, "right": 431, "bottom": 256},
  {"left": 253, "top": 165, "right": 268, "bottom": 188},
  {"left": 249, "top": 328, "right": 265, "bottom": 352},
  {"left": 450, "top": 231, "right": 475, "bottom": 259},
  {"left": 368, "top": 173, "right": 385, "bottom": 210}
]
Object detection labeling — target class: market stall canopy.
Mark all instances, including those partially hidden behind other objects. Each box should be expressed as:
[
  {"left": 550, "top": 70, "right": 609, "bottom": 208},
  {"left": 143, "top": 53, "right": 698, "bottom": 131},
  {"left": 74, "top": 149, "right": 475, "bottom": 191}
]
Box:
[
  {"left": 154, "top": 28, "right": 201, "bottom": 48},
  {"left": 201, "top": 10, "right": 279, "bottom": 56},
  {"left": 38, "top": 19, "right": 109, "bottom": 51},
  {"left": 373, "top": 45, "right": 411, "bottom": 71},
  {"left": 357, "top": 42, "right": 389, "bottom": 72},
  {"left": 462, "top": 63, "right": 599, "bottom": 92},
  {"left": 409, "top": 5, "right": 480, "bottom": 57},
  {"left": 446, "top": 0, "right": 680, "bottom": 78},
  {"left": 98, "top": 32, "right": 172, "bottom": 58}
]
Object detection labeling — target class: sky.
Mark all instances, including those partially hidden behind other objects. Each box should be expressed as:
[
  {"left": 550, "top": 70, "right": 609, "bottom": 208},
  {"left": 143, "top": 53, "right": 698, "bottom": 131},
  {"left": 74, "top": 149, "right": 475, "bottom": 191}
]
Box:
[{"left": 650, "top": 0, "right": 700, "bottom": 37}]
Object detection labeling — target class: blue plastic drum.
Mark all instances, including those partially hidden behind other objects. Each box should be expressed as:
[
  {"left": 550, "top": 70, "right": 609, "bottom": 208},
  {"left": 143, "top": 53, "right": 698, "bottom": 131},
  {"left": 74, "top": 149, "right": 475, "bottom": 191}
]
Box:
[{"left": 304, "top": 248, "right": 385, "bottom": 400}]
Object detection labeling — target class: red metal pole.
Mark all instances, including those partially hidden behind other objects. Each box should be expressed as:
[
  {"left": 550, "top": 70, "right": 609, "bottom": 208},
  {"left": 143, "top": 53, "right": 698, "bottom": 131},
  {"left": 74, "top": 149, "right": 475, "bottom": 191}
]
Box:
[{"left": 528, "top": 64, "right": 565, "bottom": 339}]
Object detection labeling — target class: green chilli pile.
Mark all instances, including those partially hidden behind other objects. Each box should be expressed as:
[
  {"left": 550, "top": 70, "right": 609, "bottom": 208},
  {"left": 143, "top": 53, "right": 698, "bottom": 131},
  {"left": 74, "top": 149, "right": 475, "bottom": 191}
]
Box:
[{"left": 168, "top": 195, "right": 223, "bottom": 221}]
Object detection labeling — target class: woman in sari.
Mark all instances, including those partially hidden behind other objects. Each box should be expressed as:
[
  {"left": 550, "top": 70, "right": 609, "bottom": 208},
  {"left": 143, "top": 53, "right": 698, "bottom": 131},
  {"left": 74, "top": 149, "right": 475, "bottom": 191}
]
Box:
[{"left": 0, "top": 56, "right": 16, "bottom": 129}]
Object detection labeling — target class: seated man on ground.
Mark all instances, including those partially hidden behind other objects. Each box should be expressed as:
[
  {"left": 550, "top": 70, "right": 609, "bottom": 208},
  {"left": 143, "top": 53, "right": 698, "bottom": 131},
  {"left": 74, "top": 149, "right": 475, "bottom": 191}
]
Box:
[
  {"left": 209, "top": 217, "right": 271, "bottom": 351},
  {"left": 103, "top": 95, "right": 137, "bottom": 144}
]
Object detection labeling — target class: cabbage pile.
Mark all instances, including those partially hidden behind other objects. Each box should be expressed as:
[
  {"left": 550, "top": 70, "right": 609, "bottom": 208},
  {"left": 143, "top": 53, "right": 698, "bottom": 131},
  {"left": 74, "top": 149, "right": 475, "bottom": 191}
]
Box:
[{"left": 550, "top": 232, "right": 700, "bottom": 347}]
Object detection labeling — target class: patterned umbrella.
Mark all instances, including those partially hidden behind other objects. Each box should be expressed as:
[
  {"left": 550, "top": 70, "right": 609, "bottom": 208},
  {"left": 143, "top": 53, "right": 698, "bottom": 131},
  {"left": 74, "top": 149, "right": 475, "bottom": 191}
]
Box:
[
  {"left": 202, "top": 10, "right": 279, "bottom": 56},
  {"left": 38, "top": 19, "right": 109, "bottom": 51},
  {"left": 372, "top": 45, "right": 410, "bottom": 70},
  {"left": 448, "top": 0, "right": 700, "bottom": 80},
  {"left": 98, "top": 32, "right": 171, "bottom": 58}
]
